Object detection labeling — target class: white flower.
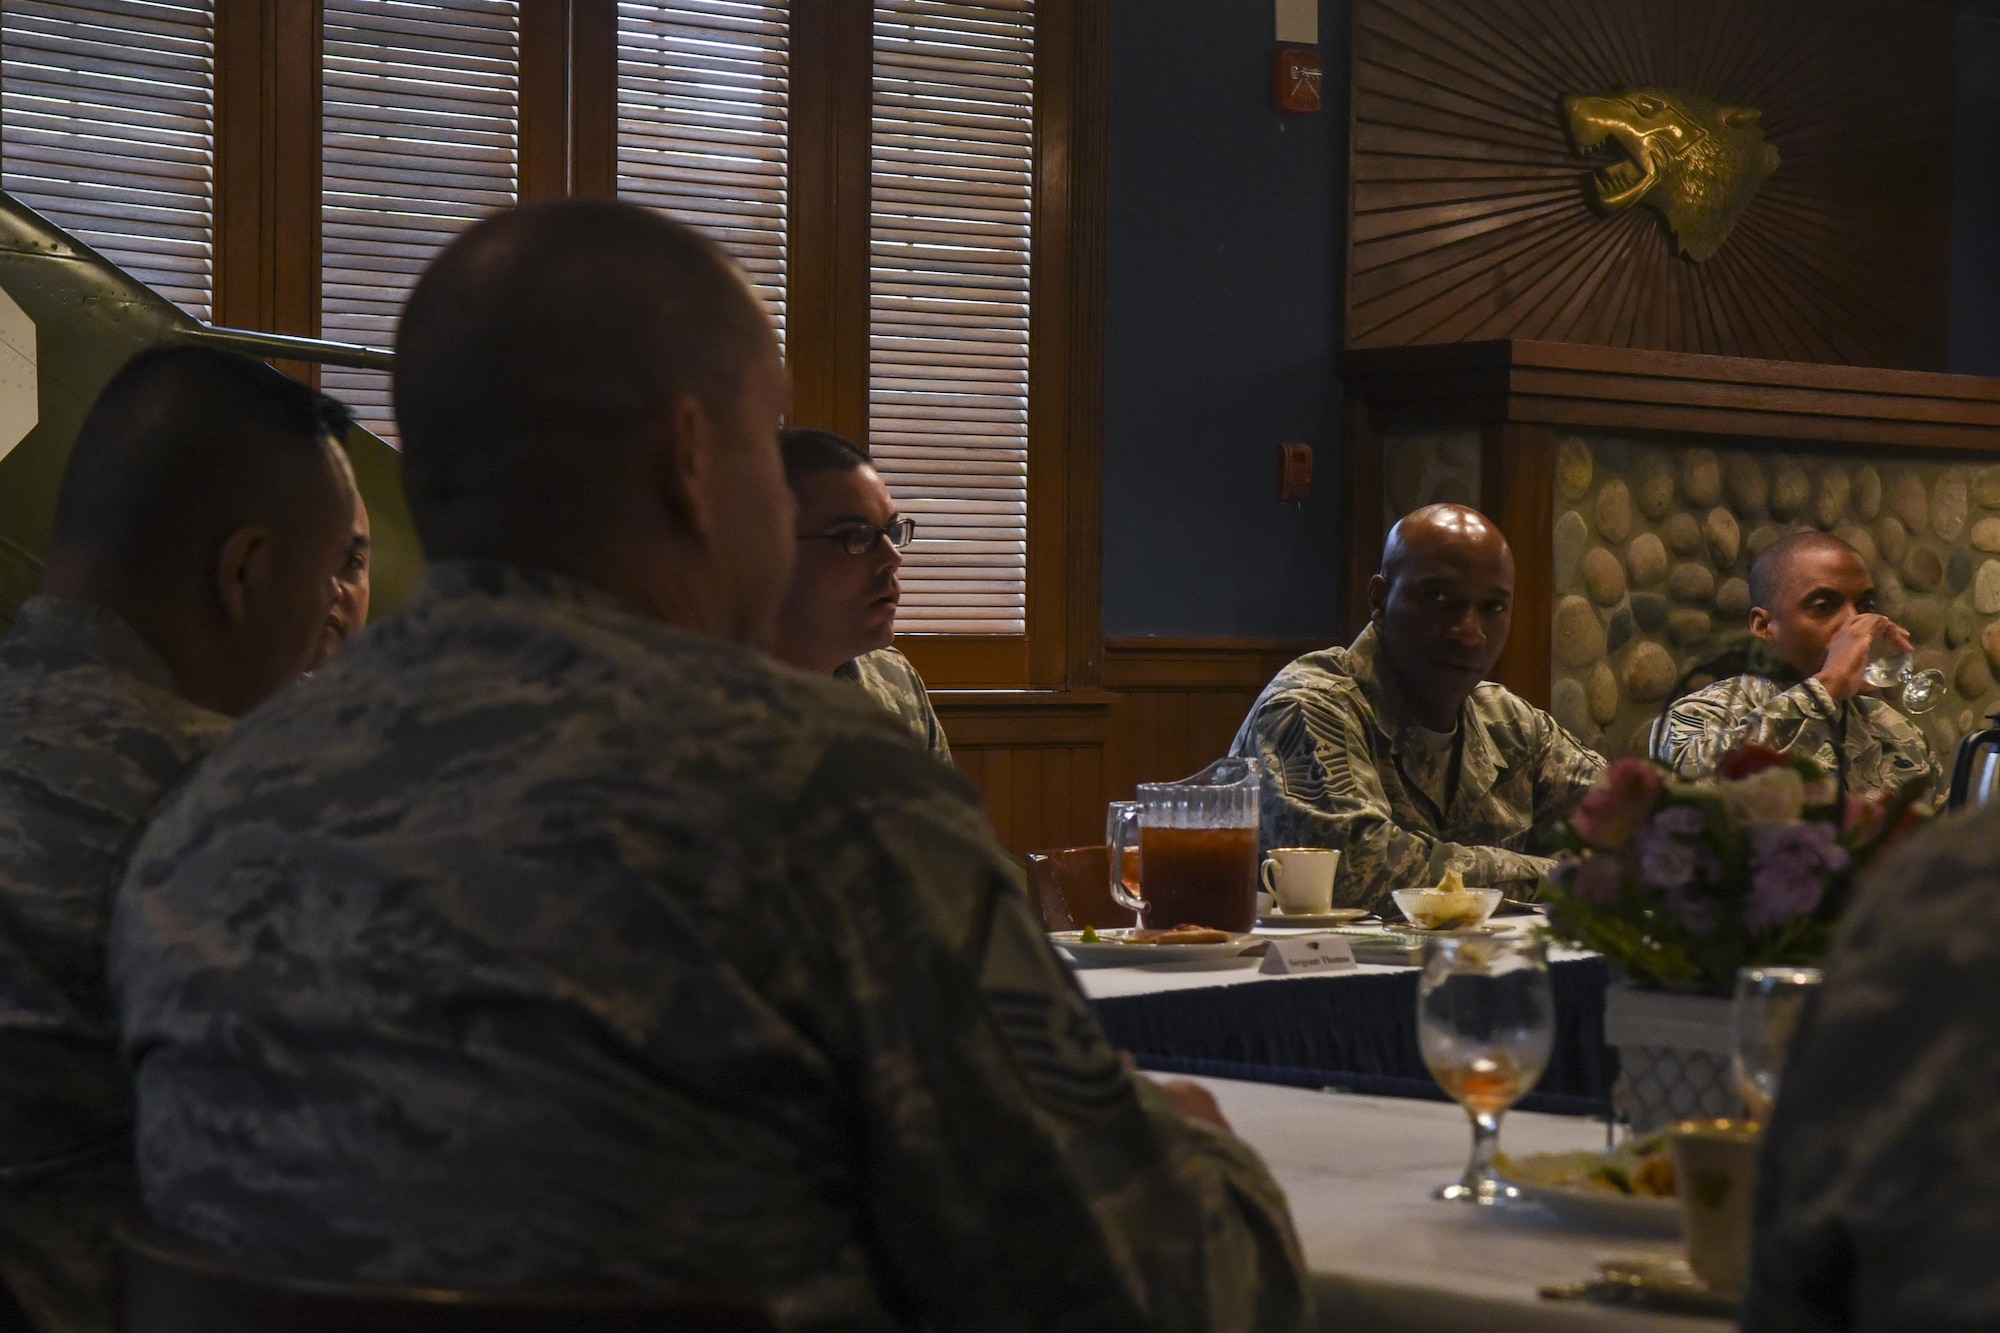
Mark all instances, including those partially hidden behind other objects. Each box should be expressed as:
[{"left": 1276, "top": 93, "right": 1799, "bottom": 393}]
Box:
[{"left": 1711, "top": 766, "right": 1807, "bottom": 827}]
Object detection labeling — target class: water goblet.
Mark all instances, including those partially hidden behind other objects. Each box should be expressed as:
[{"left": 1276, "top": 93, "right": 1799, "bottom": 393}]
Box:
[
  {"left": 1418, "top": 932, "right": 1555, "bottom": 1205},
  {"left": 1731, "top": 965, "right": 1822, "bottom": 1123},
  {"left": 1863, "top": 649, "right": 1946, "bottom": 715}
]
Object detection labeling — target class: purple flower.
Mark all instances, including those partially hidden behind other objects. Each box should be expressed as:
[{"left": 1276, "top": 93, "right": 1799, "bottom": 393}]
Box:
[
  {"left": 1635, "top": 805, "right": 1708, "bottom": 891},
  {"left": 1745, "top": 823, "right": 1849, "bottom": 932}
]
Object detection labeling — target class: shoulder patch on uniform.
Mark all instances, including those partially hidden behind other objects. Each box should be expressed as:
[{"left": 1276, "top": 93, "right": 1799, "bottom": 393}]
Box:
[{"left": 976, "top": 888, "right": 1131, "bottom": 1120}]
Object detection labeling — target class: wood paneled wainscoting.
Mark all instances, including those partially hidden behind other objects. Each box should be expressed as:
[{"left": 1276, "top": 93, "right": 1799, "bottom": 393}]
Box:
[{"left": 931, "top": 636, "right": 1324, "bottom": 859}]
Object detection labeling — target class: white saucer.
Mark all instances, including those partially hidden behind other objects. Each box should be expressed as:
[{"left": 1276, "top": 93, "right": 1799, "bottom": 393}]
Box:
[{"left": 1256, "top": 908, "right": 1373, "bottom": 928}]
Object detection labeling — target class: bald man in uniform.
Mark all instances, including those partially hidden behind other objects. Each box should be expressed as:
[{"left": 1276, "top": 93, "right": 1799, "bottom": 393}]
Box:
[
  {"left": 111, "top": 201, "right": 1311, "bottom": 1332},
  {"left": 1229, "top": 504, "right": 1606, "bottom": 913},
  {"left": 1652, "top": 529, "right": 1940, "bottom": 805}
]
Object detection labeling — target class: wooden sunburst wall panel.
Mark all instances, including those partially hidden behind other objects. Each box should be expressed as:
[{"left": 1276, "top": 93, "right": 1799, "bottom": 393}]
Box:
[{"left": 1346, "top": 0, "right": 1955, "bottom": 369}]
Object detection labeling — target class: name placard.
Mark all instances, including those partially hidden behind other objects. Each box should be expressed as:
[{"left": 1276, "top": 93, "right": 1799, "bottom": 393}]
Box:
[{"left": 1259, "top": 935, "right": 1357, "bottom": 975}]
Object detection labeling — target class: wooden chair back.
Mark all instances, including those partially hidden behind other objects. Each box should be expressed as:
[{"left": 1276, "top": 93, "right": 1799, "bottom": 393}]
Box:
[{"left": 1026, "top": 844, "right": 1139, "bottom": 931}]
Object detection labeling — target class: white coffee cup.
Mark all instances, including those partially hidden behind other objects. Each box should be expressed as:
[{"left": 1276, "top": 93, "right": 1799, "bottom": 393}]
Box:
[{"left": 1260, "top": 847, "right": 1339, "bottom": 916}]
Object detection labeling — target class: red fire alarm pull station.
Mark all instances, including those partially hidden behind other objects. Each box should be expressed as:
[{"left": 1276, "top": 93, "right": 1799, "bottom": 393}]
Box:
[
  {"left": 1279, "top": 442, "right": 1313, "bottom": 502},
  {"left": 1274, "top": 48, "right": 1321, "bottom": 115}
]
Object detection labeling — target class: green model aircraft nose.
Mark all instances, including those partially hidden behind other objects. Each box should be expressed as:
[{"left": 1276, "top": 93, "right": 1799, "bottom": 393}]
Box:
[{"left": 0, "top": 189, "right": 419, "bottom": 627}]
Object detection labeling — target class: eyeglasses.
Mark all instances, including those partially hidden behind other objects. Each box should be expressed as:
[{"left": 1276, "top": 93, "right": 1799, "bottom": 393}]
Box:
[{"left": 798, "top": 517, "right": 915, "bottom": 556}]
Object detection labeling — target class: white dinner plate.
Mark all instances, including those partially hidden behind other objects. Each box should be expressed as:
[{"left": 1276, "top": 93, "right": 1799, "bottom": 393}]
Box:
[
  {"left": 1049, "top": 929, "right": 1254, "bottom": 966},
  {"left": 1256, "top": 908, "right": 1373, "bottom": 928},
  {"left": 1509, "top": 1178, "right": 1682, "bottom": 1236}
]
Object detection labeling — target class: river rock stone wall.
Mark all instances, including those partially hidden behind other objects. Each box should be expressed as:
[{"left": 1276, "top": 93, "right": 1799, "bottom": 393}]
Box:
[{"left": 1550, "top": 434, "right": 2000, "bottom": 761}]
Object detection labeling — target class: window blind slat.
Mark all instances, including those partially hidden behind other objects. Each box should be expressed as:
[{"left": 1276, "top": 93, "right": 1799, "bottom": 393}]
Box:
[
  {"left": 616, "top": 1, "right": 788, "bottom": 345},
  {"left": 870, "top": 0, "right": 1032, "bottom": 635},
  {"left": 321, "top": 0, "right": 520, "bottom": 443},
  {"left": 2, "top": 0, "right": 215, "bottom": 320}
]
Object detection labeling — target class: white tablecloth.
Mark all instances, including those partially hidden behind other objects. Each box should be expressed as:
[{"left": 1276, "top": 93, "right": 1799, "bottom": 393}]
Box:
[{"left": 1196, "top": 1076, "right": 1733, "bottom": 1333}]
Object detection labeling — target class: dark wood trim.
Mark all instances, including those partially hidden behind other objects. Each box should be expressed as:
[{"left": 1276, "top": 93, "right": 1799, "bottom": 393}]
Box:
[
  {"left": 1054, "top": 0, "right": 1108, "bottom": 690},
  {"left": 1343, "top": 397, "right": 1383, "bottom": 640},
  {"left": 1343, "top": 340, "right": 2000, "bottom": 450},
  {"left": 215, "top": 0, "right": 320, "bottom": 378},
  {"left": 1021, "top": 0, "right": 1108, "bottom": 690},
  {"left": 569, "top": 0, "right": 617, "bottom": 199},
  {"left": 1479, "top": 422, "right": 1556, "bottom": 709},
  {"left": 786, "top": 0, "right": 872, "bottom": 445},
  {"left": 896, "top": 634, "right": 1032, "bottom": 689},
  {"left": 519, "top": 1, "right": 571, "bottom": 200},
  {"left": 931, "top": 690, "right": 1116, "bottom": 746},
  {"left": 1102, "top": 637, "right": 1323, "bottom": 690}
]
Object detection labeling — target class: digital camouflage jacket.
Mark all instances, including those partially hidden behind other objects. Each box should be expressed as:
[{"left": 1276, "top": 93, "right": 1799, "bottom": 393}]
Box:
[
  {"left": 1228, "top": 626, "right": 1606, "bottom": 913},
  {"left": 1651, "top": 673, "right": 1941, "bottom": 808},
  {"left": 111, "top": 562, "right": 1310, "bottom": 1333},
  {"left": 0, "top": 596, "right": 227, "bottom": 1333},
  {"left": 836, "top": 645, "right": 950, "bottom": 762}
]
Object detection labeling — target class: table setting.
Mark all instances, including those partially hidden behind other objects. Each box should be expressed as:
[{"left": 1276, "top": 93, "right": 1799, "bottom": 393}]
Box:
[{"left": 1061, "top": 741, "right": 1937, "bottom": 1326}]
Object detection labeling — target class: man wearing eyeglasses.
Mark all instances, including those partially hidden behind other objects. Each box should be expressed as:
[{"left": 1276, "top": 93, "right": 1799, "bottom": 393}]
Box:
[{"left": 771, "top": 427, "right": 950, "bottom": 761}]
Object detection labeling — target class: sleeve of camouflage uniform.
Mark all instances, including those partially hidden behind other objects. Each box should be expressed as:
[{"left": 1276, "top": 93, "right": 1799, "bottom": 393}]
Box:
[
  {"left": 787, "top": 734, "right": 1312, "bottom": 1333},
  {"left": 1527, "top": 713, "right": 1608, "bottom": 865},
  {"left": 1240, "top": 691, "right": 1558, "bottom": 914},
  {"left": 1741, "top": 821, "right": 2000, "bottom": 1331},
  {"left": 911, "top": 677, "right": 951, "bottom": 764},
  {"left": 1654, "top": 678, "right": 1834, "bottom": 780}
]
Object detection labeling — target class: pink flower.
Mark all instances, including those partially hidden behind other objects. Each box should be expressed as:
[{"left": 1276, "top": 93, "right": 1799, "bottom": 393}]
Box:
[
  {"left": 1570, "top": 758, "right": 1667, "bottom": 850},
  {"left": 1718, "top": 744, "right": 1791, "bottom": 781}
]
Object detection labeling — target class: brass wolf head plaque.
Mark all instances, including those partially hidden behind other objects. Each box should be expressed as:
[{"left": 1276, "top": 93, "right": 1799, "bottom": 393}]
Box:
[{"left": 1564, "top": 89, "right": 1780, "bottom": 262}]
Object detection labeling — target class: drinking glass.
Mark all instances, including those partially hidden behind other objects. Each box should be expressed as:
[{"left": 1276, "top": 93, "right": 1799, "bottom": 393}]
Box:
[
  {"left": 1731, "top": 965, "right": 1822, "bottom": 1123},
  {"left": 1863, "top": 649, "right": 1945, "bottom": 715},
  {"left": 1418, "top": 933, "right": 1554, "bottom": 1205}
]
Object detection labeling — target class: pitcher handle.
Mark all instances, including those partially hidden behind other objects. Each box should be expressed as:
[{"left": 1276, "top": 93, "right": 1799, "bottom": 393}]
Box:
[{"left": 1108, "top": 804, "right": 1145, "bottom": 916}]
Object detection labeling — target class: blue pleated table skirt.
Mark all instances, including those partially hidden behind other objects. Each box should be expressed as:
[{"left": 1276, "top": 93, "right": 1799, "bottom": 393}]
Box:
[{"left": 1092, "top": 956, "right": 1617, "bottom": 1117}]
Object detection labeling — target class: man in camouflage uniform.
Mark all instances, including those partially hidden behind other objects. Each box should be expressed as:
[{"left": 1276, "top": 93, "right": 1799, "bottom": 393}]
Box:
[
  {"left": 773, "top": 426, "right": 949, "bottom": 761},
  {"left": 1229, "top": 505, "right": 1605, "bottom": 913},
  {"left": 1741, "top": 801, "right": 2000, "bottom": 1329},
  {"left": 0, "top": 346, "right": 357, "bottom": 1333},
  {"left": 111, "top": 201, "right": 1311, "bottom": 1331},
  {"left": 1652, "top": 530, "right": 1941, "bottom": 806}
]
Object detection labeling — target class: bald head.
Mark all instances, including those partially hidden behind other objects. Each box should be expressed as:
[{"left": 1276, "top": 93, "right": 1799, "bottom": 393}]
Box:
[
  {"left": 395, "top": 199, "right": 797, "bottom": 643},
  {"left": 1381, "top": 504, "right": 1514, "bottom": 584},
  {"left": 396, "top": 199, "right": 771, "bottom": 565},
  {"left": 1368, "top": 504, "right": 1517, "bottom": 728}
]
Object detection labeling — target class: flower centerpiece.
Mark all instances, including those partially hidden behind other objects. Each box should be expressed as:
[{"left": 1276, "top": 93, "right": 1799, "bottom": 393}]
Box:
[{"left": 1543, "top": 745, "right": 1928, "bottom": 996}]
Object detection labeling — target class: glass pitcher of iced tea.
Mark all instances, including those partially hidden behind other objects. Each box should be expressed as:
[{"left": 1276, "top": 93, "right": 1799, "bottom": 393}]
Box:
[{"left": 1108, "top": 757, "right": 1261, "bottom": 933}]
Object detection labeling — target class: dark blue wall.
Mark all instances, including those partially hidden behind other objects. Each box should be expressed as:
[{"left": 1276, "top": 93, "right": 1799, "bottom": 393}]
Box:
[
  {"left": 1100, "top": 0, "right": 1345, "bottom": 638},
  {"left": 1952, "top": 14, "right": 2000, "bottom": 377}
]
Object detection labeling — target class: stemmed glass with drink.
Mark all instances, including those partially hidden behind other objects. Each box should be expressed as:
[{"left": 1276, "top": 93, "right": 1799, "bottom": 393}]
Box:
[
  {"left": 1863, "top": 647, "right": 1945, "bottom": 715},
  {"left": 1731, "top": 965, "right": 1822, "bottom": 1123},
  {"left": 1418, "top": 932, "right": 1555, "bottom": 1204}
]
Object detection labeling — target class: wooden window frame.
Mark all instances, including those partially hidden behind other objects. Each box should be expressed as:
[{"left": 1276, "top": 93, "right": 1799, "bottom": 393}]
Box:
[{"left": 208, "top": 0, "right": 1106, "bottom": 693}]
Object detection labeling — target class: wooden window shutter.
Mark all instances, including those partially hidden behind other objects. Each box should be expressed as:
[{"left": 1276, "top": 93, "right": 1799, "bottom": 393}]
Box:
[
  {"left": 614, "top": 1, "right": 789, "bottom": 346},
  {"left": 1, "top": 0, "right": 216, "bottom": 321},
  {"left": 322, "top": 0, "right": 520, "bottom": 441},
  {"left": 869, "top": 0, "right": 1032, "bottom": 635}
]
